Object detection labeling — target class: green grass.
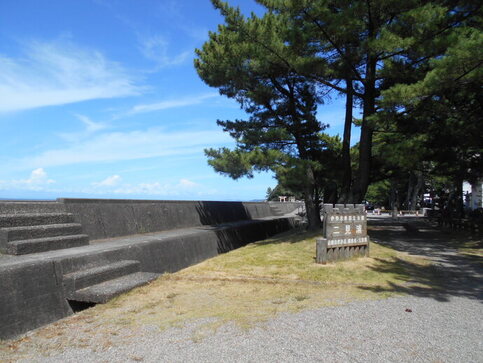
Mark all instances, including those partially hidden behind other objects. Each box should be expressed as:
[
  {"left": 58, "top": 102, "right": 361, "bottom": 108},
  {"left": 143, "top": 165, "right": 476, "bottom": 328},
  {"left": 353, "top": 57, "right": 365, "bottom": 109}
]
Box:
[
  {"left": 174, "top": 230, "right": 428, "bottom": 286},
  {"left": 456, "top": 238, "right": 483, "bottom": 257}
]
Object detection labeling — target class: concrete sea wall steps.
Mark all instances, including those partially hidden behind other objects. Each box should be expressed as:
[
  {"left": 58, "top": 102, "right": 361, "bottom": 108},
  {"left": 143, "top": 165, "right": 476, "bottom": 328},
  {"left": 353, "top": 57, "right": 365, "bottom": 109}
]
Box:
[
  {"left": 0, "top": 199, "right": 302, "bottom": 339},
  {"left": 0, "top": 201, "right": 66, "bottom": 214},
  {"left": 269, "top": 204, "right": 285, "bottom": 216},
  {"left": 1, "top": 223, "right": 84, "bottom": 241},
  {"left": 0, "top": 213, "right": 76, "bottom": 228},
  {"left": 268, "top": 202, "right": 304, "bottom": 216},
  {"left": 7, "top": 235, "right": 90, "bottom": 255},
  {"left": 70, "top": 272, "right": 159, "bottom": 304},
  {"left": 63, "top": 259, "right": 159, "bottom": 304},
  {"left": 63, "top": 260, "right": 141, "bottom": 292},
  {"left": 0, "top": 203, "right": 90, "bottom": 255}
]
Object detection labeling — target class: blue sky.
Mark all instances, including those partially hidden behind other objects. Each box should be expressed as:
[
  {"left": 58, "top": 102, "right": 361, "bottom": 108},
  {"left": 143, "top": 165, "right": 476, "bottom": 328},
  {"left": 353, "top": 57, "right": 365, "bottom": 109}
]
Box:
[{"left": 0, "top": 0, "right": 358, "bottom": 201}]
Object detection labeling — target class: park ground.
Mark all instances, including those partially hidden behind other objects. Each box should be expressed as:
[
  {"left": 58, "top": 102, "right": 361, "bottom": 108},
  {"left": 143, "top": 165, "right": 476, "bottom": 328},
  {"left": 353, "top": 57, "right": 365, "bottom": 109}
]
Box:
[{"left": 0, "top": 216, "right": 482, "bottom": 362}]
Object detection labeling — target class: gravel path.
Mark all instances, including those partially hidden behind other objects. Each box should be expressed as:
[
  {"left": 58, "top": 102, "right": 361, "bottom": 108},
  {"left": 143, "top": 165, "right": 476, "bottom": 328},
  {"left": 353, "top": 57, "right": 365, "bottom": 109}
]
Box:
[
  {"left": 15, "top": 295, "right": 482, "bottom": 363},
  {"left": 4, "top": 217, "right": 483, "bottom": 362}
]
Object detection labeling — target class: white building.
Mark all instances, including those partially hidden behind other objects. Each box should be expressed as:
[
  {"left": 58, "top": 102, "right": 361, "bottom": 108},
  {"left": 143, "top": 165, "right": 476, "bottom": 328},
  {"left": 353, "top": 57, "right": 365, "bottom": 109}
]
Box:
[{"left": 464, "top": 179, "right": 483, "bottom": 210}]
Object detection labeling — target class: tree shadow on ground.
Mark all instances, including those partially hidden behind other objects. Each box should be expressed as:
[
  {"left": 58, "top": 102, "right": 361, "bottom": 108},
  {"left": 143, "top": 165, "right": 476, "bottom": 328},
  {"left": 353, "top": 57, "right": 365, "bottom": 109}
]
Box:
[
  {"left": 214, "top": 219, "right": 299, "bottom": 253},
  {"left": 359, "top": 256, "right": 481, "bottom": 302},
  {"left": 362, "top": 217, "right": 482, "bottom": 302}
]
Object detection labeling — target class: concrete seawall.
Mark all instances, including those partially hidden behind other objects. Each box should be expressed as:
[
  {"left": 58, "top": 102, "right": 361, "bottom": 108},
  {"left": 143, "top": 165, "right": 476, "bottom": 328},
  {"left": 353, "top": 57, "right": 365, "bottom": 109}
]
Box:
[
  {"left": 59, "top": 198, "right": 296, "bottom": 240},
  {"left": 59, "top": 199, "right": 286, "bottom": 239},
  {"left": 0, "top": 199, "right": 301, "bottom": 339}
]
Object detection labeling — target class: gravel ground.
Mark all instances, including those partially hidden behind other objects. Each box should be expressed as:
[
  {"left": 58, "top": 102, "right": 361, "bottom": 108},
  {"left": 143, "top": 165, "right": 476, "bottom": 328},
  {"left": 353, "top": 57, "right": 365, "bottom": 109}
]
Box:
[
  {"left": 11, "top": 295, "right": 483, "bottom": 363},
  {"left": 3, "top": 217, "right": 483, "bottom": 362}
]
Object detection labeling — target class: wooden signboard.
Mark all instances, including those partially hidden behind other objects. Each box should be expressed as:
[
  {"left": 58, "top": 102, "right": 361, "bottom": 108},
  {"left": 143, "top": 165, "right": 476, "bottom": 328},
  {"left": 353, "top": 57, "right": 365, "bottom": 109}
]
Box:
[{"left": 316, "top": 204, "right": 370, "bottom": 264}]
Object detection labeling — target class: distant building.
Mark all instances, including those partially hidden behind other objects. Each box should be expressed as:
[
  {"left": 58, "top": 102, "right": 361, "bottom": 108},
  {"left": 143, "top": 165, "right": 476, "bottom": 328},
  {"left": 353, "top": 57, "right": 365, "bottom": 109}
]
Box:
[{"left": 464, "top": 179, "right": 483, "bottom": 210}]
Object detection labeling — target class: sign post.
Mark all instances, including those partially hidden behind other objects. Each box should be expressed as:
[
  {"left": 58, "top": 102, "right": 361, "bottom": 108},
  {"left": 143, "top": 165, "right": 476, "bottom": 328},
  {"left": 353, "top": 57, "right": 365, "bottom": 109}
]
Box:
[{"left": 316, "top": 204, "right": 370, "bottom": 264}]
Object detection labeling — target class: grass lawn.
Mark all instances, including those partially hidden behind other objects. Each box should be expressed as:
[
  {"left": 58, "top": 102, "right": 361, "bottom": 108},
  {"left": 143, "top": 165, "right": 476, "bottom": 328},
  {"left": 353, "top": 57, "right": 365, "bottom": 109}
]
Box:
[
  {"left": 75, "top": 229, "right": 432, "bottom": 332},
  {"left": 456, "top": 238, "right": 483, "bottom": 258}
]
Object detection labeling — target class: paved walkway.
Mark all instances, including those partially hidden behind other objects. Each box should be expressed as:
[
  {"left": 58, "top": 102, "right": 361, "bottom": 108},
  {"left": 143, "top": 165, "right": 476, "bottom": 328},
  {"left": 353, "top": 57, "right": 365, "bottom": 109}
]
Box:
[
  {"left": 2, "top": 217, "right": 482, "bottom": 362},
  {"left": 368, "top": 216, "right": 482, "bottom": 301}
]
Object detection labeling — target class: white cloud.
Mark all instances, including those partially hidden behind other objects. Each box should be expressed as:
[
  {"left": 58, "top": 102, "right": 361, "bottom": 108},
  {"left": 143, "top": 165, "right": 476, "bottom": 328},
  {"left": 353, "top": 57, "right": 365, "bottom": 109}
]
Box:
[
  {"left": 75, "top": 114, "right": 107, "bottom": 133},
  {"left": 14, "top": 128, "right": 231, "bottom": 169},
  {"left": 27, "top": 168, "right": 55, "bottom": 184},
  {"left": 0, "top": 40, "right": 141, "bottom": 113},
  {"left": 178, "top": 178, "right": 198, "bottom": 188},
  {"left": 139, "top": 35, "right": 190, "bottom": 68},
  {"left": 128, "top": 93, "right": 218, "bottom": 115},
  {"left": 92, "top": 175, "right": 122, "bottom": 187},
  {"left": 112, "top": 178, "right": 202, "bottom": 196},
  {"left": 0, "top": 168, "right": 55, "bottom": 191},
  {"left": 59, "top": 114, "right": 109, "bottom": 142}
]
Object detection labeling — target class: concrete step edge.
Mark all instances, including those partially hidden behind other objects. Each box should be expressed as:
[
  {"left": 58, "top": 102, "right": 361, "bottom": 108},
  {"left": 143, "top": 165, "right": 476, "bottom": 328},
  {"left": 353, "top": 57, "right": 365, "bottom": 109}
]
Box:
[
  {"left": 0, "top": 212, "right": 74, "bottom": 217},
  {"left": 0, "top": 202, "right": 66, "bottom": 214},
  {"left": 6, "top": 234, "right": 90, "bottom": 255},
  {"left": 0, "top": 223, "right": 84, "bottom": 242},
  {"left": 0, "top": 223, "right": 82, "bottom": 232},
  {"left": 68, "top": 272, "right": 160, "bottom": 304},
  {"left": 63, "top": 260, "right": 141, "bottom": 291},
  {"left": 0, "top": 213, "right": 75, "bottom": 227},
  {"left": 8, "top": 234, "right": 89, "bottom": 245}
]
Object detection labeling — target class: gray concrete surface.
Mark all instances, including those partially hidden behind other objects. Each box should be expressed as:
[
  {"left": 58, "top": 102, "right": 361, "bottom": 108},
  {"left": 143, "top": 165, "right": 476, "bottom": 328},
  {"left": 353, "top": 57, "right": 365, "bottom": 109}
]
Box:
[
  {"left": 71, "top": 272, "right": 160, "bottom": 304},
  {"left": 60, "top": 199, "right": 302, "bottom": 240}
]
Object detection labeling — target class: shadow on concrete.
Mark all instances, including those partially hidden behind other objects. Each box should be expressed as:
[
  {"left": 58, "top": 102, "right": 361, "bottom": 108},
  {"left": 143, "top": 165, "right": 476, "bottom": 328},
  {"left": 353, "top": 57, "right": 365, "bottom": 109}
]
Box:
[
  {"left": 194, "top": 201, "right": 304, "bottom": 253},
  {"left": 362, "top": 217, "right": 483, "bottom": 302},
  {"left": 195, "top": 201, "right": 251, "bottom": 226},
  {"left": 214, "top": 219, "right": 297, "bottom": 253}
]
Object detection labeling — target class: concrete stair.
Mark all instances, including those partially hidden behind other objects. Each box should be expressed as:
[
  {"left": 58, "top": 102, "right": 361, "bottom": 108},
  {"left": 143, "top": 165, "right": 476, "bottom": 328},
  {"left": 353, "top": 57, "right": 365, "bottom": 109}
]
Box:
[
  {"left": 63, "top": 260, "right": 159, "bottom": 304},
  {"left": 63, "top": 260, "right": 141, "bottom": 292},
  {"left": 0, "top": 201, "right": 66, "bottom": 214},
  {"left": 6, "top": 234, "right": 89, "bottom": 255},
  {"left": 0, "top": 208, "right": 90, "bottom": 255},
  {"left": 68, "top": 272, "right": 159, "bottom": 304},
  {"left": 1, "top": 223, "right": 84, "bottom": 241},
  {"left": 0, "top": 213, "right": 76, "bottom": 228},
  {"left": 269, "top": 205, "right": 285, "bottom": 216}
]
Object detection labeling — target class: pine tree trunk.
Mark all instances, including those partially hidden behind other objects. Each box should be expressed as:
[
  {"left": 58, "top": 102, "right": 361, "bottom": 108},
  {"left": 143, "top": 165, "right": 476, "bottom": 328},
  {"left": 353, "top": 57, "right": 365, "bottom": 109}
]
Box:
[
  {"left": 304, "top": 193, "right": 320, "bottom": 230},
  {"left": 352, "top": 60, "right": 376, "bottom": 203},
  {"left": 410, "top": 171, "right": 424, "bottom": 211},
  {"left": 405, "top": 172, "right": 414, "bottom": 210},
  {"left": 304, "top": 167, "right": 322, "bottom": 230},
  {"left": 389, "top": 183, "right": 396, "bottom": 217},
  {"left": 325, "top": 181, "right": 338, "bottom": 204},
  {"left": 338, "top": 79, "right": 353, "bottom": 203},
  {"left": 454, "top": 177, "right": 464, "bottom": 218}
]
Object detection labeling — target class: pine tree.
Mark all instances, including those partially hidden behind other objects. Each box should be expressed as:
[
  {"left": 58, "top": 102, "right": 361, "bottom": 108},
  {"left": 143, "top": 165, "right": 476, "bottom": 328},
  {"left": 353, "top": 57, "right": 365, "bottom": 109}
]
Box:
[{"left": 195, "top": 0, "right": 481, "bottom": 224}]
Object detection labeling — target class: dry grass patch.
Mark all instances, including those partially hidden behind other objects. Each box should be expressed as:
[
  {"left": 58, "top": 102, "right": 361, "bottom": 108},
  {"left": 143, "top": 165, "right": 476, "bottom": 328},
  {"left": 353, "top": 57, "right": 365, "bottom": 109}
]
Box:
[
  {"left": 76, "top": 230, "right": 430, "bottom": 331},
  {"left": 457, "top": 238, "right": 483, "bottom": 258}
]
